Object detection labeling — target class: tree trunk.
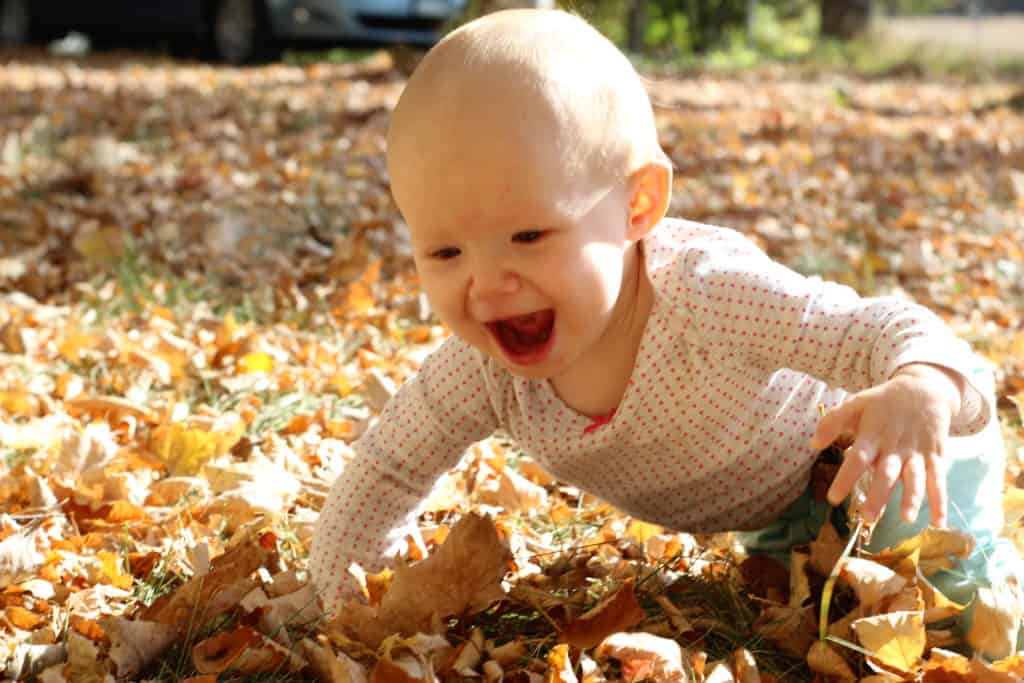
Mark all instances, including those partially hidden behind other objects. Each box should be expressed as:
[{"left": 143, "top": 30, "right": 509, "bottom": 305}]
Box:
[
  {"left": 819, "top": 0, "right": 871, "bottom": 38},
  {"left": 627, "top": 0, "right": 648, "bottom": 52}
]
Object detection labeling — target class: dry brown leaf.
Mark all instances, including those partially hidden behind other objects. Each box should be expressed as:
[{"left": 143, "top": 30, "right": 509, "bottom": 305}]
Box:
[
  {"left": 498, "top": 467, "right": 549, "bottom": 513},
  {"left": 193, "top": 625, "right": 307, "bottom": 674},
  {"left": 966, "top": 585, "right": 1022, "bottom": 660},
  {"left": 840, "top": 556, "right": 908, "bottom": 609},
  {"left": 806, "top": 640, "right": 855, "bottom": 682},
  {"left": 808, "top": 520, "right": 844, "bottom": 577},
  {"left": 561, "top": 582, "right": 646, "bottom": 649},
  {"left": 852, "top": 609, "right": 926, "bottom": 676},
  {"left": 298, "top": 637, "right": 370, "bottom": 683},
  {"left": 752, "top": 605, "right": 817, "bottom": 659},
  {"left": 789, "top": 550, "right": 812, "bottom": 608},
  {"left": 0, "top": 520, "right": 45, "bottom": 589},
  {"left": 102, "top": 616, "right": 178, "bottom": 678},
  {"left": 594, "top": 632, "right": 687, "bottom": 683},
  {"left": 141, "top": 530, "right": 275, "bottom": 630},
  {"left": 732, "top": 647, "right": 760, "bottom": 683},
  {"left": 336, "top": 514, "right": 511, "bottom": 648}
]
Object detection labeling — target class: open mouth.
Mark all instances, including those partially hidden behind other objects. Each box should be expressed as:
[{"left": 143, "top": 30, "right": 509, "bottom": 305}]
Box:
[{"left": 486, "top": 309, "right": 555, "bottom": 364}]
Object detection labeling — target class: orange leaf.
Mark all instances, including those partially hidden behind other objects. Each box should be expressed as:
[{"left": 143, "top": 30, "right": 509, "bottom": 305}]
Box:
[
  {"left": 561, "top": 582, "right": 646, "bottom": 649},
  {"left": 5, "top": 605, "right": 45, "bottom": 630},
  {"left": 371, "top": 657, "right": 427, "bottom": 683},
  {"left": 192, "top": 626, "right": 262, "bottom": 673}
]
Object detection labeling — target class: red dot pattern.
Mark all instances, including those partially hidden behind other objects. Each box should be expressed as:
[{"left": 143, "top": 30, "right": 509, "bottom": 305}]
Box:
[{"left": 309, "top": 218, "right": 991, "bottom": 618}]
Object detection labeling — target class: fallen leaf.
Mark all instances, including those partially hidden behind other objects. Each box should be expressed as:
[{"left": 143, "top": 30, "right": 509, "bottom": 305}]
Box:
[
  {"left": 337, "top": 514, "right": 512, "bottom": 647},
  {"left": 806, "top": 640, "right": 855, "bottom": 682},
  {"left": 840, "top": 556, "right": 907, "bottom": 609},
  {"left": 192, "top": 625, "right": 307, "bottom": 674},
  {"left": 852, "top": 609, "right": 926, "bottom": 676},
  {"left": 102, "top": 616, "right": 178, "bottom": 678},
  {"left": 595, "top": 632, "right": 687, "bottom": 683},
  {"left": 966, "top": 585, "right": 1022, "bottom": 660},
  {"left": 545, "top": 643, "right": 578, "bottom": 683},
  {"left": 561, "top": 582, "right": 646, "bottom": 649}
]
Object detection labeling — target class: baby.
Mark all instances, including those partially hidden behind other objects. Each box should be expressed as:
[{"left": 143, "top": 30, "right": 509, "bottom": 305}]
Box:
[{"left": 310, "top": 8, "right": 1017, "bottom": 624}]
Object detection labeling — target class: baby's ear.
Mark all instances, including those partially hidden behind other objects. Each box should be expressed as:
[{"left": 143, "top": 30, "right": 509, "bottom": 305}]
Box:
[{"left": 626, "top": 158, "right": 672, "bottom": 240}]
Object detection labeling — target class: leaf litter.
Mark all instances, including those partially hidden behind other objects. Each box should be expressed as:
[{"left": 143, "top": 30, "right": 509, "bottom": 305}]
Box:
[{"left": 1, "top": 49, "right": 1024, "bottom": 682}]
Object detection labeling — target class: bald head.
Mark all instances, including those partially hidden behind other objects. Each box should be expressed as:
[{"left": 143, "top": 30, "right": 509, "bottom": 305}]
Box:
[{"left": 386, "top": 10, "right": 662, "bottom": 216}]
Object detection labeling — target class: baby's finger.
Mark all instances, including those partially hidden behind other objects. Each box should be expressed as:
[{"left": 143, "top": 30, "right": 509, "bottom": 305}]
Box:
[
  {"left": 861, "top": 452, "right": 903, "bottom": 523},
  {"left": 899, "top": 453, "right": 926, "bottom": 523},
  {"left": 809, "top": 397, "right": 862, "bottom": 451},
  {"left": 826, "top": 434, "right": 878, "bottom": 507},
  {"left": 925, "top": 452, "right": 948, "bottom": 528}
]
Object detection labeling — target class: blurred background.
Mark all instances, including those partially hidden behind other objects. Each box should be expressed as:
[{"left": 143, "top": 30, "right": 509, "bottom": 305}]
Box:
[{"left": 1, "top": 0, "right": 1023, "bottom": 65}]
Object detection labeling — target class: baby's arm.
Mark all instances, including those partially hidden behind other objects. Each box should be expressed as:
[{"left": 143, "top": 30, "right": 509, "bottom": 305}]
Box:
[
  {"left": 672, "top": 224, "right": 991, "bottom": 523},
  {"left": 308, "top": 338, "right": 499, "bottom": 618}
]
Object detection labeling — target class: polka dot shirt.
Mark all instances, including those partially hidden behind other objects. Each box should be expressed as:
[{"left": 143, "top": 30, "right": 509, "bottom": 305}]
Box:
[{"left": 309, "top": 218, "right": 990, "bottom": 617}]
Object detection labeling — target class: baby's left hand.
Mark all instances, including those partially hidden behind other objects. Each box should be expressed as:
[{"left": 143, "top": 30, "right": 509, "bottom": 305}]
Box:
[{"left": 808, "top": 363, "right": 964, "bottom": 527}]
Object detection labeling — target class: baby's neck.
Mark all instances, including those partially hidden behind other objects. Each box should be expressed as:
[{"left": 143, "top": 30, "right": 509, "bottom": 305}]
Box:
[{"left": 550, "top": 245, "right": 654, "bottom": 418}]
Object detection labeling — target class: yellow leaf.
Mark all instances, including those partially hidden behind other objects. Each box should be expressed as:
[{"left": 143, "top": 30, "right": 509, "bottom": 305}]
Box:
[
  {"left": 238, "top": 352, "right": 274, "bottom": 374},
  {"left": 626, "top": 520, "right": 663, "bottom": 544},
  {"left": 97, "top": 551, "right": 134, "bottom": 590},
  {"left": 0, "top": 390, "right": 43, "bottom": 417},
  {"left": 852, "top": 609, "right": 925, "bottom": 675},
  {"left": 73, "top": 225, "right": 124, "bottom": 266},
  {"left": 151, "top": 416, "right": 245, "bottom": 476},
  {"left": 545, "top": 644, "right": 578, "bottom": 683}
]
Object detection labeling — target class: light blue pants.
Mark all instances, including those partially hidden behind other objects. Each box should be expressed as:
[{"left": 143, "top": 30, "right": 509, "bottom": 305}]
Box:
[{"left": 738, "top": 359, "right": 1020, "bottom": 613}]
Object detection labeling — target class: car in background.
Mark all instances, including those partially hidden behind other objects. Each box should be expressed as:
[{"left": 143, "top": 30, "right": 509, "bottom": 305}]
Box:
[{"left": 0, "top": 0, "right": 466, "bottom": 63}]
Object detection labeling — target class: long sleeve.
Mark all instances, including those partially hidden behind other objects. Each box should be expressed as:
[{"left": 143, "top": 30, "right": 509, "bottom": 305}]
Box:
[
  {"left": 309, "top": 337, "right": 500, "bottom": 618},
  {"left": 655, "top": 224, "right": 990, "bottom": 435}
]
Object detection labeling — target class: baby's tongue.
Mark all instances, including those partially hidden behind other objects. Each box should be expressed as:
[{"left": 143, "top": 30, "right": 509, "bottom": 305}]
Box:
[{"left": 506, "top": 311, "right": 552, "bottom": 336}]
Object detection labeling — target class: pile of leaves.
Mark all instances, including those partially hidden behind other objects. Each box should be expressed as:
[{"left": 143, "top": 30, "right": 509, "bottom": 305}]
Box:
[{"left": 2, "top": 48, "right": 1024, "bottom": 682}]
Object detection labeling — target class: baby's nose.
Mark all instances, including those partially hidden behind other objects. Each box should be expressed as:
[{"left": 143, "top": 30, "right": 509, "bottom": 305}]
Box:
[{"left": 469, "top": 265, "right": 520, "bottom": 303}]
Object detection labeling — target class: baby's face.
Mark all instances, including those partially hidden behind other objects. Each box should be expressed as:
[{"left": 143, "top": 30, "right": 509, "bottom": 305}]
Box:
[{"left": 391, "top": 118, "right": 638, "bottom": 380}]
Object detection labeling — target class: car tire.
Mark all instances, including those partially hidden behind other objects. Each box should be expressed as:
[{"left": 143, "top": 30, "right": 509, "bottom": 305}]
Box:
[
  {"left": 0, "top": 0, "right": 31, "bottom": 46},
  {"left": 209, "top": 0, "right": 277, "bottom": 64}
]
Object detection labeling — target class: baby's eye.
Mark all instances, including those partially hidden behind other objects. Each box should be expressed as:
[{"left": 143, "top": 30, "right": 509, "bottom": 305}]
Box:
[
  {"left": 431, "top": 247, "right": 461, "bottom": 260},
  {"left": 512, "top": 230, "right": 545, "bottom": 244}
]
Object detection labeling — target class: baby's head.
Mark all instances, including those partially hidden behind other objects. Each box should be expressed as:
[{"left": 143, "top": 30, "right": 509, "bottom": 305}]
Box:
[{"left": 387, "top": 9, "right": 671, "bottom": 377}]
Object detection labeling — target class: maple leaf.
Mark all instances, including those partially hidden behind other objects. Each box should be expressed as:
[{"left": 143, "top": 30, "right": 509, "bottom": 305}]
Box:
[
  {"left": 336, "top": 513, "right": 512, "bottom": 647},
  {"left": 560, "top": 581, "right": 647, "bottom": 649}
]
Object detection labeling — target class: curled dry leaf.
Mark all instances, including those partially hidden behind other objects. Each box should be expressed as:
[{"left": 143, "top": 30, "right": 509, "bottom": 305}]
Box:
[
  {"left": 444, "top": 627, "right": 485, "bottom": 676},
  {"left": 789, "top": 550, "right": 812, "bottom": 608},
  {"left": 806, "top": 640, "right": 855, "bottom": 683},
  {"left": 966, "top": 585, "right": 1022, "bottom": 660},
  {"left": 561, "top": 581, "right": 646, "bottom": 649},
  {"left": 336, "top": 514, "right": 512, "bottom": 648},
  {"left": 498, "top": 467, "right": 549, "bottom": 513},
  {"left": 140, "top": 529, "right": 275, "bottom": 631},
  {"left": 752, "top": 605, "right": 817, "bottom": 659},
  {"left": 840, "top": 557, "right": 907, "bottom": 609},
  {"left": 4, "top": 643, "right": 67, "bottom": 681},
  {"left": 732, "top": 648, "right": 760, "bottom": 683},
  {"left": 101, "top": 616, "right": 178, "bottom": 678},
  {"left": 298, "top": 637, "right": 370, "bottom": 683},
  {"left": 703, "top": 661, "right": 735, "bottom": 683},
  {"left": 545, "top": 643, "right": 578, "bottom": 683},
  {"left": 192, "top": 625, "right": 307, "bottom": 675},
  {"left": 594, "top": 632, "right": 687, "bottom": 683},
  {"left": 0, "top": 520, "right": 45, "bottom": 589}
]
